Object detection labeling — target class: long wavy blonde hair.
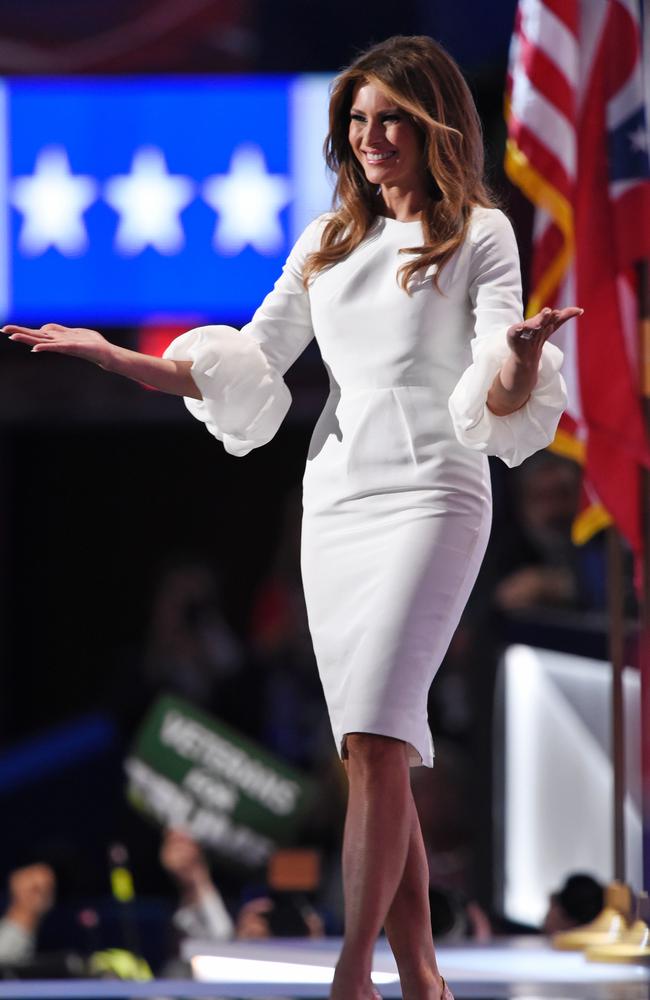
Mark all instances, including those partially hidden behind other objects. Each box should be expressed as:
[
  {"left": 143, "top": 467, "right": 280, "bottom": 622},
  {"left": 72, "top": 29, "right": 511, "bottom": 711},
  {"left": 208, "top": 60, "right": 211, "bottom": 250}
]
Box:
[{"left": 302, "top": 35, "right": 498, "bottom": 293}]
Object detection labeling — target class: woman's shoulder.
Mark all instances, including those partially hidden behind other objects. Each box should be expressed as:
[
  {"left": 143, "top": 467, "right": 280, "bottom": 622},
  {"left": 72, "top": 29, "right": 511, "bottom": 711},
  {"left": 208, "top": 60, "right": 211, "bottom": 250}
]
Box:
[
  {"left": 288, "top": 212, "right": 334, "bottom": 260},
  {"left": 467, "top": 204, "right": 517, "bottom": 250},
  {"left": 297, "top": 211, "right": 335, "bottom": 243}
]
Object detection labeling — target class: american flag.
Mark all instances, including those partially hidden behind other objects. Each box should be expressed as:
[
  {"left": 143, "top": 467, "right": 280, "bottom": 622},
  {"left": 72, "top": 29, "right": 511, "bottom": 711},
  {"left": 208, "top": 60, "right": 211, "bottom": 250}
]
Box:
[{"left": 505, "top": 0, "right": 650, "bottom": 570}]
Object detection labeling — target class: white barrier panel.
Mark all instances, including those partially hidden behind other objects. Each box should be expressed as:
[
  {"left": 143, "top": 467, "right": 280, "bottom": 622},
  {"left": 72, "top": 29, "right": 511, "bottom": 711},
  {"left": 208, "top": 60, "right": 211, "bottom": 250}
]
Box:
[{"left": 497, "top": 645, "right": 642, "bottom": 926}]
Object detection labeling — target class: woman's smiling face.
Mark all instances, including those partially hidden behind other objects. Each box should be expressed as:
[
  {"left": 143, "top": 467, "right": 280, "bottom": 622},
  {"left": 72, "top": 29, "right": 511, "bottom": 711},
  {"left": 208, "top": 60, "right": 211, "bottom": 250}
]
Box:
[{"left": 348, "top": 80, "right": 426, "bottom": 194}]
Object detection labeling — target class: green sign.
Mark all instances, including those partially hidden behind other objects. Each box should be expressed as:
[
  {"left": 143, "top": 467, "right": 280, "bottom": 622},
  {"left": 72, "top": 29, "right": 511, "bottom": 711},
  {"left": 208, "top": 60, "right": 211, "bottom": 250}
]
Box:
[{"left": 125, "top": 694, "right": 316, "bottom": 868}]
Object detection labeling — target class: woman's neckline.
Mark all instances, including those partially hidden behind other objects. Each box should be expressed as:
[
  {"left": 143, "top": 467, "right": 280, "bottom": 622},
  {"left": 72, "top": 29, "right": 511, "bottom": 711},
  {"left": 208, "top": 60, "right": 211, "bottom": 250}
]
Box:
[{"left": 376, "top": 214, "right": 423, "bottom": 226}]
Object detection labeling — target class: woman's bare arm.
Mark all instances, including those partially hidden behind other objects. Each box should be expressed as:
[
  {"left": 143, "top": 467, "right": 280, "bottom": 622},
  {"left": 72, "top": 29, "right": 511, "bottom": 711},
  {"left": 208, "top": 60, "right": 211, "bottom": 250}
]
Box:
[
  {"left": 1, "top": 323, "right": 202, "bottom": 399},
  {"left": 103, "top": 344, "right": 201, "bottom": 398}
]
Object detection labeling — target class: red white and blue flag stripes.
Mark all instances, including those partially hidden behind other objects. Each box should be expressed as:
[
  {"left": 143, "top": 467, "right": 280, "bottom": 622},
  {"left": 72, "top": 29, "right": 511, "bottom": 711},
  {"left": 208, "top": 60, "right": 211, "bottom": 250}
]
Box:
[{"left": 505, "top": 0, "right": 650, "bottom": 566}]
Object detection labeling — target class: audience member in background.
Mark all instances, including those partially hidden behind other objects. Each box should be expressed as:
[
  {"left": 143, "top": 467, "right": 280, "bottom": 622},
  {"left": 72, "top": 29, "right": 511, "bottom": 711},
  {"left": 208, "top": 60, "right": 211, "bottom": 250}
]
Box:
[
  {"left": 492, "top": 451, "right": 612, "bottom": 615},
  {"left": 160, "top": 827, "right": 234, "bottom": 945},
  {"left": 160, "top": 830, "right": 325, "bottom": 1000},
  {"left": 423, "top": 872, "right": 605, "bottom": 943},
  {"left": 427, "top": 888, "right": 492, "bottom": 943},
  {"left": 542, "top": 873, "right": 604, "bottom": 934},
  {"left": 0, "top": 864, "right": 56, "bottom": 963},
  {"left": 491, "top": 870, "right": 605, "bottom": 937},
  {"left": 236, "top": 893, "right": 324, "bottom": 939},
  {"left": 160, "top": 828, "right": 324, "bottom": 953}
]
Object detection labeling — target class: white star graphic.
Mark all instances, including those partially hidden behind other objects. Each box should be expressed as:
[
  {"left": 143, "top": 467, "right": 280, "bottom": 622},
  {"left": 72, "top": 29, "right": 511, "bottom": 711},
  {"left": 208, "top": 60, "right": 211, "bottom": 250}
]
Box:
[
  {"left": 628, "top": 124, "right": 649, "bottom": 155},
  {"left": 203, "top": 144, "right": 292, "bottom": 256},
  {"left": 11, "top": 146, "right": 98, "bottom": 257},
  {"left": 104, "top": 146, "right": 195, "bottom": 256}
]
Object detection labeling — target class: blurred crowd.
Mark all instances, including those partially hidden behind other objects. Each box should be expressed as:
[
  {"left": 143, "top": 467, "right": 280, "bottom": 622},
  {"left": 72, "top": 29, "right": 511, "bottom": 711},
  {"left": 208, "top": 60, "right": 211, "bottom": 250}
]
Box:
[{"left": 0, "top": 834, "right": 605, "bottom": 978}]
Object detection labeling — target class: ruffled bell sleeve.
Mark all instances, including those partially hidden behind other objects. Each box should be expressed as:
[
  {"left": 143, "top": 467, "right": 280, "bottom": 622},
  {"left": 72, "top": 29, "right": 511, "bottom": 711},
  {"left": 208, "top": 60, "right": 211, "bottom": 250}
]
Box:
[
  {"left": 448, "top": 210, "right": 568, "bottom": 468},
  {"left": 163, "top": 217, "right": 325, "bottom": 457}
]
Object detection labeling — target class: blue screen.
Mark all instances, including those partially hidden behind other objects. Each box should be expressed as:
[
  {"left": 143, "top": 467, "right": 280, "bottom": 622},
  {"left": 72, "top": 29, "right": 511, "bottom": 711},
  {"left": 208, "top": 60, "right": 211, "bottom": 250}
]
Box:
[{"left": 0, "top": 75, "right": 333, "bottom": 325}]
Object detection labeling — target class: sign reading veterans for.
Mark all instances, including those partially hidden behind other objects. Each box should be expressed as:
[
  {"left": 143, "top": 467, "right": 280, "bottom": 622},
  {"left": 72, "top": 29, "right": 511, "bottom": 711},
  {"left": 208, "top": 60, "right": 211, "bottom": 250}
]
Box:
[
  {"left": 0, "top": 74, "right": 332, "bottom": 324},
  {"left": 125, "top": 694, "right": 316, "bottom": 868}
]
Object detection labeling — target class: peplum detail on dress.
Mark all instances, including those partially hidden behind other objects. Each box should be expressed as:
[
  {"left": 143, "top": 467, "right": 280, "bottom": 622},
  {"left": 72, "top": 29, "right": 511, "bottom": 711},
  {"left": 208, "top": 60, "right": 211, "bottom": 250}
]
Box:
[
  {"left": 447, "top": 332, "right": 568, "bottom": 469},
  {"left": 162, "top": 324, "right": 291, "bottom": 458}
]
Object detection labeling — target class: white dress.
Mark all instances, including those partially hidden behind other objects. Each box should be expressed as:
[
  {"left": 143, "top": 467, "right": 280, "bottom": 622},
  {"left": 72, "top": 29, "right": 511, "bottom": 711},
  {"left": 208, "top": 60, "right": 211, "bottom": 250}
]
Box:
[{"left": 163, "top": 206, "right": 567, "bottom": 767}]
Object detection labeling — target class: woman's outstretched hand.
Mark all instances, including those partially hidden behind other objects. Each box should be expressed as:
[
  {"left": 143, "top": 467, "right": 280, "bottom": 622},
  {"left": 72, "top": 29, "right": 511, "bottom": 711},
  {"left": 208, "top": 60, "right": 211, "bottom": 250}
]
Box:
[
  {"left": 487, "top": 304, "right": 583, "bottom": 416},
  {"left": 506, "top": 305, "right": 583, "bottom": 362},
  {"left": 2, "top": 323, "right": 113, "bottom": 368},
  {"left": 2, "top": 321, "right": 201, "bottom": 398}
]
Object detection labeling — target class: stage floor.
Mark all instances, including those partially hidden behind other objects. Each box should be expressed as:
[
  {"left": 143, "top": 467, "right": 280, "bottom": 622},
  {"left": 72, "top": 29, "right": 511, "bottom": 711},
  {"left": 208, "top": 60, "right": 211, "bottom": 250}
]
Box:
[{"left": 0, "top": 935, "right": 648, "bottom": 998}]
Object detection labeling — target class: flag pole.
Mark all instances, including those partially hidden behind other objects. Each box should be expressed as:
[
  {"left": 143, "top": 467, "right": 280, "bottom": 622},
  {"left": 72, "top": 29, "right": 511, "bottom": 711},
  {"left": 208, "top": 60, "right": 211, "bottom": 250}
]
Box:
[
  {"left": 606, "top": 524, "right": 626, "bottom": 884},
  {"left": 638, "top": 0, "right": 650, "bottom": 895},
  {"left": 637, "top": 258, "right": 650, "bottom": 891},
  {"left": 603, "top": 231, "right": 650, "bottom": 873}
]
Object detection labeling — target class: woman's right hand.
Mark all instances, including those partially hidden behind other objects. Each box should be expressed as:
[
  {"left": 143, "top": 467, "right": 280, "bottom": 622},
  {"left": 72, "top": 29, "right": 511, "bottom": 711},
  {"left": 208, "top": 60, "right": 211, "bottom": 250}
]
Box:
[
  {"left": 2, "top": 322, "right": 201, "bottom": 398},
  {"left": 2, "top": 323, "right": 114, "bottom": 369}
]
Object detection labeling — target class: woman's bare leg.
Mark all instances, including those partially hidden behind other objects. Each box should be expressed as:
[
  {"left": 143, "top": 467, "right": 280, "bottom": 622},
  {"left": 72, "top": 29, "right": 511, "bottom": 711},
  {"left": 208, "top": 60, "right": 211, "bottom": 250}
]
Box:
[
  {"left": 330, "top": 732, "right": 412, "bottom": 1000},
  {"left": 336, "top": 743, "right": 446, "bottom": 1000},
  {"left": 383, "top": 793, "right": 444, "bottom": 999}
]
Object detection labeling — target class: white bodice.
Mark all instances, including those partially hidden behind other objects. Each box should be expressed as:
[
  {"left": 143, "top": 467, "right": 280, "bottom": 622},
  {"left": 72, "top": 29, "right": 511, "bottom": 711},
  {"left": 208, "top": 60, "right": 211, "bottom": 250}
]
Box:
[{"left": 163, "top": 206, "right": 567, "bottom": 471}]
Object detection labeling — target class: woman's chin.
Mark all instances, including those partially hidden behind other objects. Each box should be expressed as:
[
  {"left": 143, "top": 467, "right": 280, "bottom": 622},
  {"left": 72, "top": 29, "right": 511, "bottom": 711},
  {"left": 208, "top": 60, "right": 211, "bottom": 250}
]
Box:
[{"left": 364, "top": 166, "right": 398, "bottom": 184}]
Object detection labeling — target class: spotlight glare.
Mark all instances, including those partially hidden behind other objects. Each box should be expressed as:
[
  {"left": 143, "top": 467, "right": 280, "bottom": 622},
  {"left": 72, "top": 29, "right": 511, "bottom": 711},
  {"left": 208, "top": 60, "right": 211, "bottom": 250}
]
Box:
[{"left": 191, "top": 954, "right": 400, "bottom": 985}]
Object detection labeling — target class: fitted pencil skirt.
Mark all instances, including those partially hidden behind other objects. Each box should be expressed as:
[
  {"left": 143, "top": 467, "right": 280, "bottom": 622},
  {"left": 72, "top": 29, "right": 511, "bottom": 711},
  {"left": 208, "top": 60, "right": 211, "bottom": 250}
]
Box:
[{"left": 300, "top": 482, "right": 493, "bottom": 768}]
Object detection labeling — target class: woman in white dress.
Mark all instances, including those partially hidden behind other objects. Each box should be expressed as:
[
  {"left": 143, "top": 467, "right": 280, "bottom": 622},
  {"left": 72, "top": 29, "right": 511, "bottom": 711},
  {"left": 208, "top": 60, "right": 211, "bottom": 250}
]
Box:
[{"left": 3, "top": 34, "right": 580, "bottom": 1000}]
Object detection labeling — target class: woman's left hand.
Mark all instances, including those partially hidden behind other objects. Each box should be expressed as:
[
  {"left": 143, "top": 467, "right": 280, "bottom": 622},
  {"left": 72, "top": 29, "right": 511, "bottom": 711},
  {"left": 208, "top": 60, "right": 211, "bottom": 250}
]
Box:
[
  {"left": 506, "top": 305, "right": 583, "bottom": 363},
  {"left": 487, "top": 304, "right": 583, "bottom": 416}
]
